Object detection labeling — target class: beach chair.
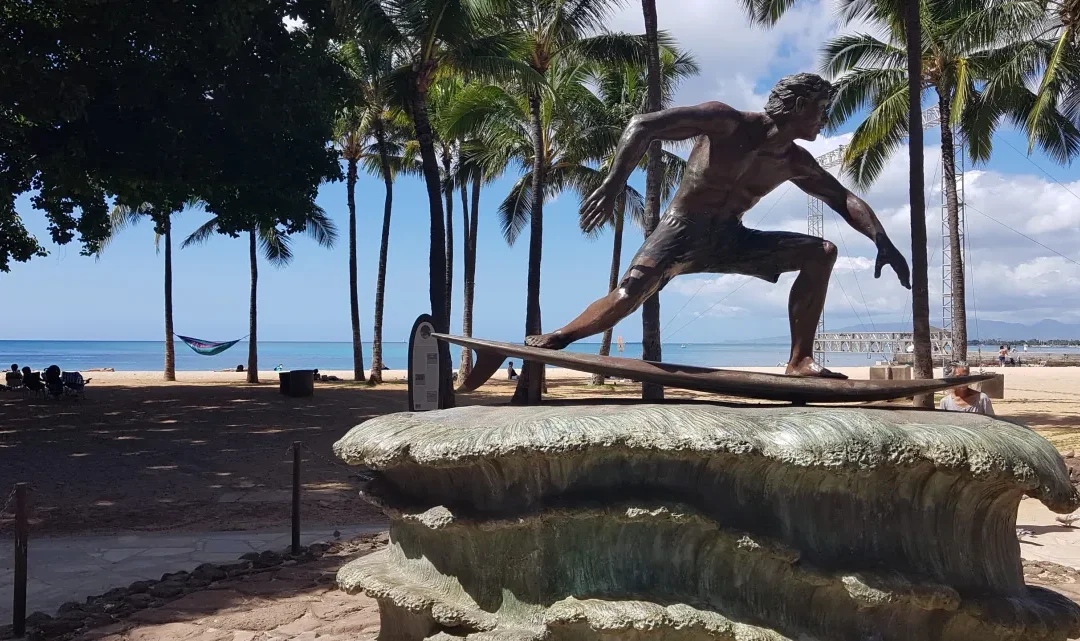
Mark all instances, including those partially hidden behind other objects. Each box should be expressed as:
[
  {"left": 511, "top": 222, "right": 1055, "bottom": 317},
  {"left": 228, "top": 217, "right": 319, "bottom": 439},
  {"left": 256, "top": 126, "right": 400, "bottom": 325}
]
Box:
[
  {"left": 22, "top": 371, "right": 45, "bottom": 398},
  {"left": 5, "top": 369, "right": 23, "bottom": 391},
  {"left": 43, "top": 366, "right": 65, "bottom": 400},
  {"left": 62, "top": 371, "right": 90, "bottom": 398}
]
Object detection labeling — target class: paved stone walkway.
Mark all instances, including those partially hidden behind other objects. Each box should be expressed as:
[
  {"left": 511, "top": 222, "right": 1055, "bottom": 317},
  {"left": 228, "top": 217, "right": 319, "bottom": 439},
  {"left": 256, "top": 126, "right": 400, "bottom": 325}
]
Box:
[{"left": 0, "top": 525, "right": 385, "bottom": 623}]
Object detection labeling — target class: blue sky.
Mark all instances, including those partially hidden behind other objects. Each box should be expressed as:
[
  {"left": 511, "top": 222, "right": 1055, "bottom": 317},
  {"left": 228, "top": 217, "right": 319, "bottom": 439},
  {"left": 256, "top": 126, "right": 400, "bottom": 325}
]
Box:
[{"left": 3, "top": 0, "right": 1080, "bottom": 344}]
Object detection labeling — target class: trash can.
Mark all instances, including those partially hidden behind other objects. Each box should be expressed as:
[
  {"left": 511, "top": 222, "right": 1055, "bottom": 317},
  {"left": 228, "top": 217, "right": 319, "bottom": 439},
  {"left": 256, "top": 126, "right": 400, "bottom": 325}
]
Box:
[{"left": 279, "top": 370, "right": 314, "bottom": 397}]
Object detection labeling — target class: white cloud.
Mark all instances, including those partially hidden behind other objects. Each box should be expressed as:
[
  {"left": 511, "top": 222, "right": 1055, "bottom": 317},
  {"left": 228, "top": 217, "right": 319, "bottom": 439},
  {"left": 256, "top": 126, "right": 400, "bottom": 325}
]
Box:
[
  {"left": 607, "top": 0, "right": 840, "bottom": 108},
  {"left": 835, "top": 256, "right": 873, "bottom": 271}
]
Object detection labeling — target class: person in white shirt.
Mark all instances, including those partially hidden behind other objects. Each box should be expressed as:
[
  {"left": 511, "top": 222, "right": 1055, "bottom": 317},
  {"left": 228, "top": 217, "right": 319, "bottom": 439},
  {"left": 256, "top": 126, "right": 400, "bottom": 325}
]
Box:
[{"left": 940, "top": 364, "right": 995, "bottom": 415}]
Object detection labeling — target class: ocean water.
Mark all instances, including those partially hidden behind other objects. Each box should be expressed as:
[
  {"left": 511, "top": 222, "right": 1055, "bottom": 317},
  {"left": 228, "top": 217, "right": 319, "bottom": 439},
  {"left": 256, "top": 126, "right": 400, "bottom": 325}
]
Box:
[{"left": 0, "top": 339, "right": 955, "bottom": 372}]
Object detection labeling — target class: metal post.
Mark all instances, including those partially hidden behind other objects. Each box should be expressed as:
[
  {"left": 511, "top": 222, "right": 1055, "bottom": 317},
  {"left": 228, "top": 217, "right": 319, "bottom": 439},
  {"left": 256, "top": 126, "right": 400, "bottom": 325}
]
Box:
[
  {"left": 292, "top": 442, "right": 301, "bottom": 555},
  {"left": 14, "top": 483, "right": 28, "bottom": 636}
]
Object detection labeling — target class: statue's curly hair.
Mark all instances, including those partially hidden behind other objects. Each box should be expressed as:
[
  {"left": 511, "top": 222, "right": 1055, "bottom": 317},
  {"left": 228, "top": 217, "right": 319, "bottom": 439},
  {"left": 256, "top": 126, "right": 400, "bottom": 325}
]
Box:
[{"left": 763, "top": 73, "right": 833, "bottom": 118}]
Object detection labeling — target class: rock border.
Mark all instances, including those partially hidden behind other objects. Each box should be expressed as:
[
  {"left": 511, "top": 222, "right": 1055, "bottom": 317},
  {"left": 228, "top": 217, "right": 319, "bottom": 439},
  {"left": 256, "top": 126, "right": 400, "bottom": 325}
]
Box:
[{"left": 0, "top": 539, "right": 349, "bottom": 641}]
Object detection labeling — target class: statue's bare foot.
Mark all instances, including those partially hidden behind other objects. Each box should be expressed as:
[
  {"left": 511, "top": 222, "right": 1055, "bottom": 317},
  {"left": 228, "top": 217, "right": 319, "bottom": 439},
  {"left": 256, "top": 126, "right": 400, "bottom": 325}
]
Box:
[
  {"left": 785, "top": 357, "right": 848, "bottom": 379},
  {"left": 525, "top": 332, "right": 571, "bottom": 350}
]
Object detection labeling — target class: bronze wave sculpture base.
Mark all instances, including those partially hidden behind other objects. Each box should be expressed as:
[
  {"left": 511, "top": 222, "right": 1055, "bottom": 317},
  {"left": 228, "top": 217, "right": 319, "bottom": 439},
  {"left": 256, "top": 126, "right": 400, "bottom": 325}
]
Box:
[{"left": 334, "top": 404, "right": 1080, "bottom": 641}]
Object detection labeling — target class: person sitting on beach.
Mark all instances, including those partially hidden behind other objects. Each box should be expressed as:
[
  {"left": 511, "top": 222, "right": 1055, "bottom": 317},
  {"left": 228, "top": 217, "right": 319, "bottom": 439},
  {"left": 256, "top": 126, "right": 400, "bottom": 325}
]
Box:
[
  {"left": 507, "top": 361, "right": 518, "bottom": 381},
  {"left": 21, "top": 367, "right": 43, "bottom": 392},
  {"left": 6, "top": 364, "right": 22, "bottom": 388},
  {"left": 940, "top": 365, "right": 994, "bottom": 415}
]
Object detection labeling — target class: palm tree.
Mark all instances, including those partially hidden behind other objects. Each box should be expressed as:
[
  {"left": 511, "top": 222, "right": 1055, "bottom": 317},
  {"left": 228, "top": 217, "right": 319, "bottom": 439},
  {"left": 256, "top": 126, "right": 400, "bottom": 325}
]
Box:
[
  {"left": 182, "top": 209, "right": 337, "bottom": 384},
  {"left": 493, "top": 0, "right": 647, "bottom": 404},
  {"left": 430, "top": 78, "right": 468, "bottom": 329},
  {"left": 336, "top": 104, "right": 369, "bottom": 382},
  {"left": 822, "top": 0, "right": 1079, "bottom": 365},
  {"left": 335, "top": 37, "right": 409, "bottom": 383},
  {"left": 639, "top": 0, "right": 664, "bottom": 399},
  {"left": 366, "top": 117, "right": 418, "bottom": 383},
  {"left": 584, "top": 46, "right": 696, "bottom": 385},
  {"left": 446, "top": 62, "right": 635, "bottom": 384},
  {"left": 332, "top": 0, "right": 534, "bottom": 407},
  {"left": 737, "top": 0, "right": 930, "bottom": 395},
  {"left": 98, "top": 203, "right": 187, "bottom": 382},
  {"left": 447, "top": 128, "right": 503, "bottom": 383}
]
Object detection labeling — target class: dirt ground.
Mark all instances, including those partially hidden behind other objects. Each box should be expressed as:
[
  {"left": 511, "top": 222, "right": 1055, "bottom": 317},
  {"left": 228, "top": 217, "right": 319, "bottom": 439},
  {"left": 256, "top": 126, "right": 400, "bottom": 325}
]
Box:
[{"left": 2, "top": 369, "right": 1078, "bottom": 536}]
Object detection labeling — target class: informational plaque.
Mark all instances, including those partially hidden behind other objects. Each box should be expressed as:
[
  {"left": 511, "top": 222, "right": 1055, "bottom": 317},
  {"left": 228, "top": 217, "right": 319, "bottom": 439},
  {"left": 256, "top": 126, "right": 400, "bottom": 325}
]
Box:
[{"left": 407, "top": 314, "right": 441, "bottom": 411}]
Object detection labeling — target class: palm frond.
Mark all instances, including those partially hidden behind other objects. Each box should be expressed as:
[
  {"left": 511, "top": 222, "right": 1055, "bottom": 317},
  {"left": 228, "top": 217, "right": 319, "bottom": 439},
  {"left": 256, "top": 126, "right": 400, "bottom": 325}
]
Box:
[
  {"left": 258, "top": 225, "right": 295, "bottom": 267},
  {"left": 842, "top": 80, "right": 910, "bottom": 189},
  {"left": 181, "top": 217, "right": 222, "bottom": 249},
  {"left": 826, "top": 67, "right": 908, "bottom": 131},
  {"left": 1026, "top": 31, "right": 1078, "bottom": 153},
  {"left": 95, "top": 204, "right": 148, "bottom": 257},
  {"left": 820, "top": 33, "right": 906, "bottom": 79},
  {"left": 498, "top": 174, "right": 533, "bottom": 246},
  {"left": 301, "top": 206, "right": 338, "bottom": 248},
  {"left": 567, "top": 32, "right": 650, "bottom": 67},
  {"left": 660, "top": 149, "right": 686, "bottom": 205}
]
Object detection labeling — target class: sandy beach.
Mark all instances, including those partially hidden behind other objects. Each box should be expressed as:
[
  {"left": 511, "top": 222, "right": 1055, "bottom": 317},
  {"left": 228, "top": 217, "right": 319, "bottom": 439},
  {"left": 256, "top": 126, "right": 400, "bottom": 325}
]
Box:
[{"left": 3, "top": 364, "right": 1079, "bottom": 538}]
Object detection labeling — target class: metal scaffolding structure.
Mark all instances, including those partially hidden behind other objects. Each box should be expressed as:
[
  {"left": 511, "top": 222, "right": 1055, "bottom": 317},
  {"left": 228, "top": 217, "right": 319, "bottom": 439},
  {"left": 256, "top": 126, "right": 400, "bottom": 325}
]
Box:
[
  {"left": 808, "top": 147, "right": 845, "bottom": 362},
  {"left": 813, "top": 327, "right": 954, "bottom": 358},
  {"left": 809, "top": 105, "right": 964, "bottom": 363}
]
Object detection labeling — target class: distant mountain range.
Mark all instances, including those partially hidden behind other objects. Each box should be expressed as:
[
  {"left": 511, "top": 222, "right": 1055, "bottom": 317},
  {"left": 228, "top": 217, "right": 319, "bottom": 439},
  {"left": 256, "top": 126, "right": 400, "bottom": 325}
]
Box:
[{"left": 747, "top": 319, "right": 1080, "bottom": 343}]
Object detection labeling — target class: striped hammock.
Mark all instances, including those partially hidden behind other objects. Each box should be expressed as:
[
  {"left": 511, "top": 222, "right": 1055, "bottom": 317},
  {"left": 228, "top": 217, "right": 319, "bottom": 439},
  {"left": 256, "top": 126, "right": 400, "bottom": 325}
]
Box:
[{"left": 176, "top": 334, "right": 245, "bottom": 356}]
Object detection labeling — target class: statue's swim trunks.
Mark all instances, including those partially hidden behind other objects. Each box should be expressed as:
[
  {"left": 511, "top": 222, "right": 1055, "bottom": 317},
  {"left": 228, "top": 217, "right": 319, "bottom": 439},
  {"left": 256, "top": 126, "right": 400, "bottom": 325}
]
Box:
[{"left": 620, "top": 213, "right": 827, "bottom": 300}]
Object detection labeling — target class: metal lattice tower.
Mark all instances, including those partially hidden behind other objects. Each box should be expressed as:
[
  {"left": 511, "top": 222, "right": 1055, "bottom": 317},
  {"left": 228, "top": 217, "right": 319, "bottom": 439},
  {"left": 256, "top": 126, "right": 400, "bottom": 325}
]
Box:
[
  {"left": 943, "top": 156, "right": 964, "bottom": 361},
  {"left": 809, "top": 105, "right": 963, "bottom": 361},
  {"left": 809, "top": 147, "right": 845, "bottom": 363}
]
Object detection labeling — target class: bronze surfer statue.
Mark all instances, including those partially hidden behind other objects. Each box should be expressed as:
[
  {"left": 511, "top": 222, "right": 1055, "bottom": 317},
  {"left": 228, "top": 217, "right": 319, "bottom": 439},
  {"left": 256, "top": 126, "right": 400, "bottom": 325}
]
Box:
[{"left": 526, "top": 72, "right": 911, "bottom": 379}]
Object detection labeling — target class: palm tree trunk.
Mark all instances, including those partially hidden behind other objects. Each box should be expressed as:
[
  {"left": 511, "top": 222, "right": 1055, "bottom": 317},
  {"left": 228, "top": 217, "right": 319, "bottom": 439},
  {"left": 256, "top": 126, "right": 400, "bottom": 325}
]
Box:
[
  {"left": 412, "top": 92, "right": 454, "bottom": 408},
  {"left": 592, "top": 205, "right": 625, "bottom": 386},
  {"left": 906, "top": 0, "right": 933, "bottom": 405},
  {"left": 347, "top": 157, "right": 365, "bottom": 381},
  {"left": 163, "top": 216, "right": 176, "bottom": 382},
  {"left": 442, "top": 147, "right": 454, "bottom": 331},
  {"left": 641, "top": 0, "right": 664, "bottom": 400},
  {"left": 247, "top": 228, "right": 259, "bottom": 384},
  {"left": 459, "top": 178, "right": 476, "bottom": 381},
  {"left": 512, "top": 88, "right": 547, "bottom": 405},
  {"left": 369, "top": 125, "right": 394, "bottom": 385},
  {"left": 937, "top": 87, "right": 967, "bottom": 364}
]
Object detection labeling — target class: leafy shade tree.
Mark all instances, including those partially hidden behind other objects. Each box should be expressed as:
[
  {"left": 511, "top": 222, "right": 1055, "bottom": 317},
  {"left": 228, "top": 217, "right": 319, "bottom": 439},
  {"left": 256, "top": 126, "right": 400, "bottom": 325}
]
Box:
[
  {"left": 497, "top": 0, "right": 647, "bottom": 404},
  {"left": 333, "top": 0, "right": 534, "bottom": 408},
  {"left": 584, "top": 45, "right": 697, "bottom": 385},
  {"left": 1, "top": 0, "right": 344, "bottom": 274},
  {"left": 97, "top": 203, "right": 193, "bottom": 381},
  {"left": 822, "top": 0, "right": 1079, "bottom": 364},
  {"left": 183, "top": 210, "right": 338, "bottom": 384}
]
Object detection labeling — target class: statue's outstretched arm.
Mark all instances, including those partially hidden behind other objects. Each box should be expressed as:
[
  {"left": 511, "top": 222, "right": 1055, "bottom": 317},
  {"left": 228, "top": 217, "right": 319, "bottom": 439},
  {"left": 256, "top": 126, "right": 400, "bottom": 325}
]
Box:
[
  {"left": 791, "top": 148, "right": 911, "bottom": 289},
  {"left": 581, "top": 102, "right": 739, "bottom": 232}
]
